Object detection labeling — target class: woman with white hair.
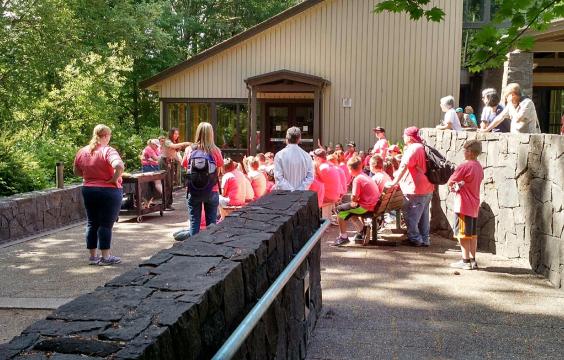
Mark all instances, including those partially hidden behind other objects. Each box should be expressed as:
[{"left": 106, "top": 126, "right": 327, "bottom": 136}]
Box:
[{"left": 436, "top": 95, "right": 462, "bottom": 131}]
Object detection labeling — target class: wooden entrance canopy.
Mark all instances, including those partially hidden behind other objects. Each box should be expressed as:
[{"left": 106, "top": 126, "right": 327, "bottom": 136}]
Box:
[{"left": 244, "top": 69, "right": 330, "bottom": 154}]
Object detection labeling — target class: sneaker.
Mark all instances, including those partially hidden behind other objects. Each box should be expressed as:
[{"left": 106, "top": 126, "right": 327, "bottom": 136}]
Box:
[
  {"left": 354, "top": 232, "right": 364, "bottom": 242},
  {"left": 332, "top": 236, "right": 350, "bottom": 247},
  {"left": 98, "top": 255, "right": 122, "bottom": 266},
  {"left": 450, "top": 260, "right": 472, "bottom": 270},
  {"left": 164, "top": 206, "right": 176, "bottom": 211},
  {"left": 470, "top": 260, "right": 479, "bottom": 270},
  {"left": 88, "top": 256, "right": 100, "bottom": 265},
  {"left": 406, "top": 241, "right": 422, "bottom": 247}
]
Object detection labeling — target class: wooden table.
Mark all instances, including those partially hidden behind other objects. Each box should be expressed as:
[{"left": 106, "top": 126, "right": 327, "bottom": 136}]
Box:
[{"left": 120, "top": 171, "right": 166, "bottom": 222}]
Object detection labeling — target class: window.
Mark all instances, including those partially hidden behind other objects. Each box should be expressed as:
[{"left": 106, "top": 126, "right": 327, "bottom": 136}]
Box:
[
  {"left": 166, "top": 103, "right": 188, "bottom": 142},
  {"left": 216, "top": 103, "right": 248, "bottom": 150}
]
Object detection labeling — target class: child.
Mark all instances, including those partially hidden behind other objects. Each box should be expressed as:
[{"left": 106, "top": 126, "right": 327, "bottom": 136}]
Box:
[
  {"left": 327, "top": 154, "right": 347, "bottom": 196},
  {"left": 448, "top": 140, "right": 484, "bottom": 270},
  {"left": 370, "top": 154, "right": 392, "bottom": 193},
  {"left": 265, "top": 167, "right": 275, "bottom": 193},
  {"left": 333, "top": 156, "right": 381, "bottom": 246},
  {"left": 219, "top": 158, "right": 247, "bottom": 218},
  {"left": 313, "top": 148, "right": 343, "bottom": 220},
  {"left": 246, "top": 156, "right": 266, "bottom": 200}
]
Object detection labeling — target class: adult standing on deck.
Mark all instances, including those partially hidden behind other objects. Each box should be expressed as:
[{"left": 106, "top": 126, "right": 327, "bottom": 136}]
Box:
[
  {"left": 159, "top": 128, "right": 191, "bottom": 210},
  {"left": 273, "top": 127, "right": 314, "bottom": 191},
  {"left": 371, "top": 126, "right": 389, "bottom": 158},
  {"left": 482, "top": 83, "right": 541, "bottom": 134},
  {"left": 73, "top": 124, "right": 124, "bottom": 266},
  {"left": 436, "top": 95, "right": 462, "bottom": 131},
  {"left": 386, "top": 126, "right": 435, "bottom": 247}
]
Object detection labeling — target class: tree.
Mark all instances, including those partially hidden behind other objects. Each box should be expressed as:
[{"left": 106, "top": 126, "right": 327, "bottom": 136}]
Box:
[{"left": 374, "top": 0, "right": 564, "bottom": 72}]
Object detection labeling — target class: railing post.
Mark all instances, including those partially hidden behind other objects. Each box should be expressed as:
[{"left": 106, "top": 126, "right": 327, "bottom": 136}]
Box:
[{"left": 56, "top": 162, "right": 64, "bottom": 189}]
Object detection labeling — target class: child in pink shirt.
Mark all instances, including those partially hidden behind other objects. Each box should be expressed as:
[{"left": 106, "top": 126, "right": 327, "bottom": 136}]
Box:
[
  {"left": 246, "top": 156, "right": 267, "bottom": 200},
  {"left": 333, "top": 156, "right": 381, "bottom": 246},
  {"left": 370, "top": 155, "right": 392, "bottom": 193},
  {"left": 327, "top": 154, "right": 347, "bottom": 196},
  {"left": 448, "top": 140, "right": 484, "bottom": 270},
  {"left": 313, "top": 149, "right": 343, "bottom": 220},
  {"left": 219, "top": 159, "right": 246, "bottom": 219}
]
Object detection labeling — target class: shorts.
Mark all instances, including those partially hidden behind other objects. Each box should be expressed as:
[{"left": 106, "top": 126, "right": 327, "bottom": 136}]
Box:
[
  {"left": 337, "top": 202, "right": 368, "bottom": 220},
  {"left": 454, "top": 213, "right": 477, "bottom": 240}
]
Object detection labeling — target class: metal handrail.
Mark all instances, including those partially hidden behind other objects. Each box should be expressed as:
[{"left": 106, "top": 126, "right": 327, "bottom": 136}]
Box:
[{"left": 211, "top": 219, "right": 330, "bottom": 360}]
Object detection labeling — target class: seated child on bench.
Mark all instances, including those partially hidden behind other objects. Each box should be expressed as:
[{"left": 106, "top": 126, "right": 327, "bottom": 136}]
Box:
[
  {"left": 333, "top": 156, "right": 380, "bottom": 246},
  {"left": 219, "top": 158, "right": 247, "bottom": 218}
]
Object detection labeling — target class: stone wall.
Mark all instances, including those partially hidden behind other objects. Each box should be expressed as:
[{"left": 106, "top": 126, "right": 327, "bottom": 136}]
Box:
[
  {"left": 0, "top": 191, "right": 323, "bottom": 359},
  {"left": 0, "top": 185, "right": 85, "bottom": 244},
  {"left": 421, "top": 129, "right": 564, "bottom": 288}
]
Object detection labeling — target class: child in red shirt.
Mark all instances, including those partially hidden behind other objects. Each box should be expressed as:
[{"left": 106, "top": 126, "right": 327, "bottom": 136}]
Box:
[
  {"left": 448, "top": 140, "right": 484, "bottom": 270},
  {"left": 333, "top": 156, "right": 380, "bottom": 246},
  {"left": 370, "top": 155, "right": 392, "bottom": 193}
]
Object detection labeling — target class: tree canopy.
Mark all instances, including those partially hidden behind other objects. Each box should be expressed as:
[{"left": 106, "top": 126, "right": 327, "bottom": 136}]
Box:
[
  {"left": 0, "top": 0, "right": 297, "bottom": 196},
  {"left": 374, "top": 0, "right": 564, "bottom": 72}
]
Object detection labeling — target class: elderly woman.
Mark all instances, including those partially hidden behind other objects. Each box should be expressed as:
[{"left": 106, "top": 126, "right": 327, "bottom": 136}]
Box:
[
  {"left": 386, "top": 127, "right": 435, "bottom": 247},
  {"left": 482, "top": 83, "right": 541, "bottom": 134},
  {"left": 73, "top": 124, "right": 124, "bottom": 265},
  {"left": 436, "top": 95, "right": 462, "bottom": 131}
]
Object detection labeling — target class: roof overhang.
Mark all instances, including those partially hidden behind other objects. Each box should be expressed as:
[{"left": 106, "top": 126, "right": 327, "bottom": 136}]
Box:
[
  {"left": 244, "top": 69, "right": 330, "bottom": 90},
  {"left": 140, "top": 0, "right": 324, "bottom": 89}
]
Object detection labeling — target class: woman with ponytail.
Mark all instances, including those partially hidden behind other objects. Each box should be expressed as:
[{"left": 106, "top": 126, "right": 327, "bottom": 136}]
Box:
[{"left": 73, "top": 124, "right": 124, "bottom": 265}]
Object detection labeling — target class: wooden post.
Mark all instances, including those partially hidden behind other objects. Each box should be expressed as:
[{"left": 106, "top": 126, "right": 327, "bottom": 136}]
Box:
[
  {"left": 250, "top": 87, "right": 257, "bottom": 155},
  {"left": 313, "top": 88, "right": 321, "bottom": 149},
  {"left": 56, "top": 162, "right": 64, "bottom": 189}
]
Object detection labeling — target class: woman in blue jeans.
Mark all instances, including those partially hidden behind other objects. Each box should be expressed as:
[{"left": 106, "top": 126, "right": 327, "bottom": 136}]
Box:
[
  {"left": 385, "top": 127, "right": 435, "bottom": 246},
  {"left": 74, "top": 124, "right": 124, "bottom": 265},
  {"left": 182, "top": 122, "right": 223, "bottom": 236}
]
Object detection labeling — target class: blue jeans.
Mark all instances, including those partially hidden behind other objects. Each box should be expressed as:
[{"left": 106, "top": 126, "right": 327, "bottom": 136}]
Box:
[
  {"left": 403, "top": 193, "right": 432, "bottom": 245},
  {"left": 82, "top": 186, "right": 123, "bottom": 250},
  {"left": 186, "top": 191, "right": 219, "bottom": 236},
  {"left": 142, "top": 165, "right": 159, "bottom": 172}
]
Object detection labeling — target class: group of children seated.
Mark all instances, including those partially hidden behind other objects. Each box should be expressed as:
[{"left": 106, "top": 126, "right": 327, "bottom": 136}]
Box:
[
  {"left": 217, "top": 152, "right": 276, "bottom": 218},
  {"left": 309, "top": 140, "right": 405, "bottom": 246}
]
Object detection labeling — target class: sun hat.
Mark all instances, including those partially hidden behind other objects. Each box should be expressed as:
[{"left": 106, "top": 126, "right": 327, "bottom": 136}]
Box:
[
  {"left": 403, "top": 126, "right": 422, "bottom": 143},
  {"left": 150, "top": 139, "right": 160, "bottom": 146},
  {"left": 313, "top": 148, "right": 327, "bottom": 158}
]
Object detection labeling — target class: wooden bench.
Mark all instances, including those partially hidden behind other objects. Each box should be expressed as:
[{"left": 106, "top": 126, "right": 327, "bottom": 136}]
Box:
[{"left": 358, "top": 186, "right": 405, "bottom": 246}]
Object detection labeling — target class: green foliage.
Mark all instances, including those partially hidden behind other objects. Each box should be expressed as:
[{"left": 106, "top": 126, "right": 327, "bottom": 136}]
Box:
[
  {"left": 374, "top": 0, "right": 564, "bottom": 72},
  {"left": 0, "top": 0, "right": 297, "bottom": 196}
]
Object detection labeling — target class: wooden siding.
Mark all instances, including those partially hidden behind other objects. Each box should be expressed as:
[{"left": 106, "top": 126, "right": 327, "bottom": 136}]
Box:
[{"left": 155, "top": 0, "right": 462, "bottom": 148}]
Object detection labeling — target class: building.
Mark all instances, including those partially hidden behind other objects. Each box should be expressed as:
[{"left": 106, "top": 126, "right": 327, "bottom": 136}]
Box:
[{"left": 141, "top": 0, "right": 463, "bottom": 156}]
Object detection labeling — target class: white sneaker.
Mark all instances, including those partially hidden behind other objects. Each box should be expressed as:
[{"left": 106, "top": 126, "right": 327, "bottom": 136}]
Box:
[{"left": 450, "top": 260, "right": 471, "bottom": 270}]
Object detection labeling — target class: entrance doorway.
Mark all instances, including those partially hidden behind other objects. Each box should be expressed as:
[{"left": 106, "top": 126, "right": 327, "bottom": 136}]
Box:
[{"left": 265, "top": 102, "right": 314, "bottom": 153}]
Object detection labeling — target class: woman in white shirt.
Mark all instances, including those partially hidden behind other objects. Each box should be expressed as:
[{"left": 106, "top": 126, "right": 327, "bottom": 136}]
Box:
[
  {"left": 436, "top": 95, "right": 463, "bottom": 131},
  {"left": 482, "top": 83, "right": 541, "bottom": 134}
]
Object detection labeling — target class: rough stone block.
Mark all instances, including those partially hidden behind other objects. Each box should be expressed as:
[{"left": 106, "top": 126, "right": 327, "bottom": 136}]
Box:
[
  {"left": 498, "top": 179, "right": 520, "bottom": 208},
  {"left": 531, "top": 178, "right": 552, "bottom": 203},
  {"left": 34, "top": 338, "right": 122, "bottom": 357}
]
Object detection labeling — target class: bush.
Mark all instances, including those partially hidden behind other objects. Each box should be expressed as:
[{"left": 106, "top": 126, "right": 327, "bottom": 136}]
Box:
[{"left": 0, "top": 137, "right": 50, "bottom": 196}]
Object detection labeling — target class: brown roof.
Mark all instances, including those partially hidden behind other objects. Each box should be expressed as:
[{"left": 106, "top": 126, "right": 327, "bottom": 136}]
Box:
[
  {"left": 245, "top": 69, "right": 330, "bottom": 87},
  {"left": 139, "top": 0, "right": 324, "bottom": 89}
]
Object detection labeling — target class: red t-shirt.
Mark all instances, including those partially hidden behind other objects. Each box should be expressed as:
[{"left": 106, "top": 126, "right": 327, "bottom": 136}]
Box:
[
  {"left": 448, "top": 160, "right": 484, "bottom": 218},
  {"left": 334, "top": 165, "right": 347, "bottom": 195},
  {"left": 372, "top": 170, "right": 392, "bottom": 194},
  {"left": 141, "top": 146, "right": 159, "bottom": 166},
  {"left": 265, "top": 180, "right": 274, "bottom": 194},
  {"left": 398, "top": 143, "right": 434, "bottom": 195},
  {"left": 182, "top": 147, "right": 224, "bottom": 192},
  {"left": 318, "top": 162, "right": 342, "bottom": 203},
  {"left": 221, "top": 170, "right": 246, "bottom": 206},
  {"left": 247, "top": 170, "right": 267, "bottom": 200},
  {"left": 339, "top": 163, "right": 351, "bottom": 187},
  {"left": 372, "top": 138, "right": 389, "bottom": 158},
  {"left": 74, "top": 145, "right": 123, "bottom": 188},
  {"left": 308, "top": 178, "right": 325, "bottom": 209},
  {"left": 352, "top": 173, "right": 380, "bottom": 210}
]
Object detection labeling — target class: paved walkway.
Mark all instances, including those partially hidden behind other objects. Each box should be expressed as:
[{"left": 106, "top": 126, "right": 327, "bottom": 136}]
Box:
[
  {"left": 307, "top": 226, "right": 564, "bottom": 359},
  {"left": 0, "top": 191, "right": 188, "bottom": 343}
]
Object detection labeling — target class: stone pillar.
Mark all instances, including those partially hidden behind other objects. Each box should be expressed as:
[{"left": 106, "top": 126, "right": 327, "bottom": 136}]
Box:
[{"left": 502, "top": 50, "right": 534, "bottom": 98}]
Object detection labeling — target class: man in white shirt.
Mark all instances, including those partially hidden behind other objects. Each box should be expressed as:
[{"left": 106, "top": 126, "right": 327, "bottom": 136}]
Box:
[
  {"left": 273, "top": 127, "right": 314, "bottom": 191},
  {"left": 436, "top": 95, "right": 462, "bottom": 131}
]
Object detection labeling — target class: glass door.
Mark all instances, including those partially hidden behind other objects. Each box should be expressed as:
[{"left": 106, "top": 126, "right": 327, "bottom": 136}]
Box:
[{"left": 265, "top": 102, "right": 314, "bottom": 153}]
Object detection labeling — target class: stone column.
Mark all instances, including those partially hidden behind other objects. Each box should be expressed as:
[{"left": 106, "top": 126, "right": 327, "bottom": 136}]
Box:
[{"left": 502, "top": 50, "right": 534, "bottom": 98}]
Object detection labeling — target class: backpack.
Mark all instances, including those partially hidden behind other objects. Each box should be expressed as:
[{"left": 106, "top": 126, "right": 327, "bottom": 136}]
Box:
[
  {"left": 186, "top": 146, "right": 218, "bottom": 197},
  {"left": 423, "top": 143, "right": 455, "bottom": 185}
]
